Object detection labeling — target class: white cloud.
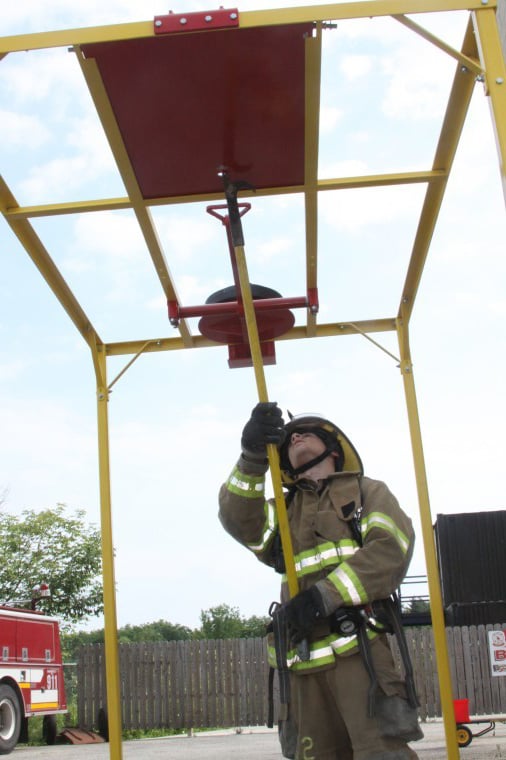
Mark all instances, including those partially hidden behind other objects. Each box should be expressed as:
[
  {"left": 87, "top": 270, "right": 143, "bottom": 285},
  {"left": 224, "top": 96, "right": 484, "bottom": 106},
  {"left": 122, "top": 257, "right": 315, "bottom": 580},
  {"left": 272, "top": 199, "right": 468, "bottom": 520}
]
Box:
[
  {"left": 173, "top": 274, "right": 227, "bottom": 305},
  {"left": 1, "top": 49, "right": 84, "bottom": 107},
  {"left": 349, "top": 130, "right": 371, "bottom": 145},
  {"left": 21, "top": 151, "right": 114, "bottom": 202},
  {"left": 320, "top": 158, "right": 370, "bottom": 179},
  {"left": 339, "top": 54, "right": 373, "bottom": 81},
  {"left": 66, "top": 212, "right": 144, "bottom": 265},
  {"left": 254, "top": 237, "right": 294, "bottom": 264},
  {"left": 381, "top": 41, "right": 455, "bottom": 121},
  {"left": 320, "top": 105, "right": 343, "bottom": 133},
  {"left": 0, "top": 110, "right": 51, "bottom": 147},
  {"left": 0, "top": 397, "right": 98, "bottom": 515},
  {"left": 153, "top": 212, "right": 220, "bottom": 262},
  {"left": 2, "top": 1, "right": 169, "bottom": 33},
  {"left": 0, "top": 358, "right": 30, "bottom": 381},
  {"left": 66, "top": 115, "right": 116, "bottom": 169},
  {"left": 319, "top": 181, "right": 424, "bottom": 234}
]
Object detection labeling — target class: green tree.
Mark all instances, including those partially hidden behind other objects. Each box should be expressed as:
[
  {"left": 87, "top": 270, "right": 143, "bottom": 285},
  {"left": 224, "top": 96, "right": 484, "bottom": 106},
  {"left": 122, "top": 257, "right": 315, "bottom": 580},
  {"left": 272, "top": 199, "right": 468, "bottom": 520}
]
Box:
[
  {"left": 239, "top": 613, "right": 270, "bottom": 638},
  {"left": 200, "top": 604, "right": 243, "bottom": 639},
  {"left": 61, "top": 619, "right": 193, "bottom": 661},
  {"left": 0, "top": 504, "right": 103, "bottom": 624},
  {"left": 199, "top": 604, "right": 269, "bottom": 639},
  {"left": 401, "top": 597, "right": 431, "bottom": 615},
  {"left": 61, "top": 628, "right": 105, "bottom": 661},
  {"left": 117, "top": 620, "right": 193, "bottom": 643}
]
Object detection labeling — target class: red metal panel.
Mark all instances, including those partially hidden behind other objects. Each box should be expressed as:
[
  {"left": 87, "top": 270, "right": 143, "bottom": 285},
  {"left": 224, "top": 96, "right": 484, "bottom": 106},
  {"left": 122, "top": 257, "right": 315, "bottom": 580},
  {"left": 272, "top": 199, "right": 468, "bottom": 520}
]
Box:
[
  {"left": 0, "top": 618, "right": 16, "bottom": 662},
  {"left": 81, "top": 23, "right": 312, "bottom": 198},
  {"left": 16, "top": 618, "right": 55, "bottom": 663}
]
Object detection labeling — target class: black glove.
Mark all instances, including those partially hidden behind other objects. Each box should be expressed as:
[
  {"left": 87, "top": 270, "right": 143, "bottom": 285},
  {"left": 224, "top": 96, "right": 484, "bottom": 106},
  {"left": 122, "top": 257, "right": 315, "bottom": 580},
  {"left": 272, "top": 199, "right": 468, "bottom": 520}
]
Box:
[
  {"left": 284, "top": 586, "right": 325, "bottom": 645},
  {"left": 241, "top": 402, "right": 286, "bottom": 458}
]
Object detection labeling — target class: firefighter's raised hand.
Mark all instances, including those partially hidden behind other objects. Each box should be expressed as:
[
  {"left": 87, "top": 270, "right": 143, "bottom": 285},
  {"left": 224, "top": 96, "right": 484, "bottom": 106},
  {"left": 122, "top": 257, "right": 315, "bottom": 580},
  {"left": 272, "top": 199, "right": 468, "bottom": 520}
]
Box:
[
  {"left": 241, "top": 402, "right": 286, "bottom": 459},
  {"left": 284, "top": 586, "right": 325, "bottom": 645}
]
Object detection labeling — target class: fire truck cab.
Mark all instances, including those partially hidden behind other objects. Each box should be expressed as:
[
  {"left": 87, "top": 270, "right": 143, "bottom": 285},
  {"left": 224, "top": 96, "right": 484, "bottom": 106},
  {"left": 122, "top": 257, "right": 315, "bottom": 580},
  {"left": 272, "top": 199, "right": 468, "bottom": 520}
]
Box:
[{"left": 0, "top": 604, "right": 67, "bottom": 754}]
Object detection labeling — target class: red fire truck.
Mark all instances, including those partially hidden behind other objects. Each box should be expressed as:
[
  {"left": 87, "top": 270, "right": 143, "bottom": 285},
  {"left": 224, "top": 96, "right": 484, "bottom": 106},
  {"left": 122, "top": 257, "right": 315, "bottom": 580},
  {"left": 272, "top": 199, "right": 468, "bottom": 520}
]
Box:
[{"left": 0, "top": 600, "right": 67, "bottom": 754}]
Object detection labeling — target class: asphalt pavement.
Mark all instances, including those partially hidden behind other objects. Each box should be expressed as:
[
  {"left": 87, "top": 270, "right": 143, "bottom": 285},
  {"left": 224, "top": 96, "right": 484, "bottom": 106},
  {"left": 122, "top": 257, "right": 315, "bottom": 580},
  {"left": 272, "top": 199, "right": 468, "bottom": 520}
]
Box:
[{"left": 10, "top": 720, "right": 506, "bottom": 758}]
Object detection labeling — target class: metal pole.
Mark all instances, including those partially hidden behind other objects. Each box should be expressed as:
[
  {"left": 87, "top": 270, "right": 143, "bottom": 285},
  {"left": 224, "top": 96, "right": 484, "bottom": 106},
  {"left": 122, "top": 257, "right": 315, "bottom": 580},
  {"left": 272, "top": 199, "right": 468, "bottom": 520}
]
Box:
[
  {"left": 93, "top": 345, "right": 123, "bottom": 760},
  {"left": 472, "top": 5, "right": 506, "bottom": 203},
  {"left": 221, "top": 174, "right": 299, "bottom": 598},
  {"left": 396, "top": 317, "right": 459, "bottom": 760}
]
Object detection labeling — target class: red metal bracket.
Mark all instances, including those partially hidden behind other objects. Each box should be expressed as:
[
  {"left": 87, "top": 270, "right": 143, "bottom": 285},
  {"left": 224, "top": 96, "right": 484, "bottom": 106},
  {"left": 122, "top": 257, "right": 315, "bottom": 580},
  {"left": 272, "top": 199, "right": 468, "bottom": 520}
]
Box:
[
  {"left": 207, "top": 202, "right": 251, "bottom": 225},
  {"left": 154, "top": 9, "right": 239, "bottom": 35},
  {"left": 308, "top": 287, "right": 319, "bottom": 315}
]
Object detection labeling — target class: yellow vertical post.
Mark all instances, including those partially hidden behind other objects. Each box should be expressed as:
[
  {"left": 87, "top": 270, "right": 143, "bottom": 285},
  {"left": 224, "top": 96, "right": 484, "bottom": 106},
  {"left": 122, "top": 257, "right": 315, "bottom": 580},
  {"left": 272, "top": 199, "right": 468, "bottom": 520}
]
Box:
[
  {"left": 396, "top": 316, "right": 459, "bottom": 760},
  {"left": 93, "top": 344, "right": 123, "bottom": 760},
  {"left": 472, "top": 6, "right": 506, "bottom": 202}
]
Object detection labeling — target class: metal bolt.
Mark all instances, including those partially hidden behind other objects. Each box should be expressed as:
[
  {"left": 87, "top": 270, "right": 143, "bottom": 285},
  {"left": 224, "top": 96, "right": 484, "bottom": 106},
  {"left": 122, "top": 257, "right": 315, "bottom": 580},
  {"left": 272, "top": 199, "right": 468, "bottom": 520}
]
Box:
[
  {"left": 180, "top": 17, "right": 187, "bottom": 25},
  {"left": 482, "top": 0, "right": 488, "bottom": 5},
  {"left": 155, "top": 19, "right": 162, "bottom": 27},
  {"left": 476, "top": 74, "right": 485, "bottom": 82},
  {"left": 98, "top": 393, "right": 105, "bottom": 400},
  {"left": 230, "top": 12, "right": 238, "bottom": 20},
  {"left": 496, "top": 77, "right": 504, "bottom": 84},
  {"left": 204, "top": 15, "right": 213, "bottom": 22}
]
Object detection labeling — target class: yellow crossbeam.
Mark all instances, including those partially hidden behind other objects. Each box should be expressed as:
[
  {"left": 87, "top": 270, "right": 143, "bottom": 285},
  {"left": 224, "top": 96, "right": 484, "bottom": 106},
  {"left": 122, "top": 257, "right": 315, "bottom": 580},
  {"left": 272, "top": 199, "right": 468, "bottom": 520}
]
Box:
[{"left": 0, "top": 1, "right": 495, "bottom": 54}]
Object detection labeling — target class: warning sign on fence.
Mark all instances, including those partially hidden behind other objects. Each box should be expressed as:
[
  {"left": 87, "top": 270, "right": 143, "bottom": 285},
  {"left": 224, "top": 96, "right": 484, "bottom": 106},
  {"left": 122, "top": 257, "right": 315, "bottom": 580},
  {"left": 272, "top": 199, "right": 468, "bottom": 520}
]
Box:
[{"left": 488, "top": 630, "right": 506, "bottom": 676}]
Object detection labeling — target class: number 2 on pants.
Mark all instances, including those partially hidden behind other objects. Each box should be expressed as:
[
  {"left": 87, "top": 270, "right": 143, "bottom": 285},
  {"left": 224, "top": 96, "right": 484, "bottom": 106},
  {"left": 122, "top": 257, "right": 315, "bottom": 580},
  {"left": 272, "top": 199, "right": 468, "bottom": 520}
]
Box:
[{"left": 301, "top": 735, "right": 315, "bottom": 760}]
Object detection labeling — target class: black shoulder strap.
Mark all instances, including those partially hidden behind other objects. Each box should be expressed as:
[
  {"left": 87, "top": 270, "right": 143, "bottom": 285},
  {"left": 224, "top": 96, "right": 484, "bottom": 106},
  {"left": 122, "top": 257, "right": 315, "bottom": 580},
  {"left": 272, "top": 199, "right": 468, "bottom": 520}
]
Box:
[{"left": 350, "top": 481, "right": 364, "bottom": 546}]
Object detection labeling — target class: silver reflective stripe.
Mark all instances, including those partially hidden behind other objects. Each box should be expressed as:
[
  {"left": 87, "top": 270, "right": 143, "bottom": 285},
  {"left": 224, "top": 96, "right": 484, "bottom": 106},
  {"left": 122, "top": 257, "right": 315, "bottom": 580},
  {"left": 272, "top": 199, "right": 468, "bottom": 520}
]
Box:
[
  {"left": 287, "top": 642, "right": 335, "bottom": 668},
  {"left": 248, "top": 500, "right": 277, "bottom": 553},
  {"left": 330, "top": 633, "right": 356, "bottom": 652},
  {"left": 295, "top": 544, "right": 357, "bottom": 573},
  {"left": 361, "top": 511, "right": 409, "bottom": 554},
  {"left": 331, "top": 565, "right": 364, "bottom": 605},
  {"left": 296, "top": 547, "right": 337, "bottom": 572},
  {"left": 227, "top": 467, "right": 265, "bottom": 498},
  {"left": 229, "top": 473, "right": 264, "bottom": 493},
  {"left": 281, "top": 542, "right": 359, "bottom": 584}
]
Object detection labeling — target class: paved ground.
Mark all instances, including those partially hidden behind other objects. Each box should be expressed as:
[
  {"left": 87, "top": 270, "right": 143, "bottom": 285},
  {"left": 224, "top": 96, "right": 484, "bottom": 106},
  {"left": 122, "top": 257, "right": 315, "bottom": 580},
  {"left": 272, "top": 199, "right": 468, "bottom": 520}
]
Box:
[{"left": 10, "top": 720, "right": 506, "bottom": 758}]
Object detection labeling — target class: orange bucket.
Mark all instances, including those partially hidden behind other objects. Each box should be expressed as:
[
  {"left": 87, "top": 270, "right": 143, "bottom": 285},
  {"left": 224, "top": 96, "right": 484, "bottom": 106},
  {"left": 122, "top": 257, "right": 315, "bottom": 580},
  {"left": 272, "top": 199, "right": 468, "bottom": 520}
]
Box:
[{"left": 453, "top": 699, "right": 470, "bottom": 723}]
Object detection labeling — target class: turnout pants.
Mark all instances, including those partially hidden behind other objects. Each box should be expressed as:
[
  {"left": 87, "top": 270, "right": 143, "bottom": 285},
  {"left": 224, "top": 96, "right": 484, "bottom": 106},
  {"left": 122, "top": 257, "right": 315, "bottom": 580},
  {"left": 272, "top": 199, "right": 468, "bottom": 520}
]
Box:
[{"left": 289, "top": 636, "right": 421, "bottom": 760}]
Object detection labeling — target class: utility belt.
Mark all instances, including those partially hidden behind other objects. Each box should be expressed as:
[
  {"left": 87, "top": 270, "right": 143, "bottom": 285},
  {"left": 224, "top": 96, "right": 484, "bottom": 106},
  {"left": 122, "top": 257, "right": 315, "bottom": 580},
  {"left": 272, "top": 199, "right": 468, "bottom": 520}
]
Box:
[{"left": 267, "top": 594, "right": 419, "bottom": 728}]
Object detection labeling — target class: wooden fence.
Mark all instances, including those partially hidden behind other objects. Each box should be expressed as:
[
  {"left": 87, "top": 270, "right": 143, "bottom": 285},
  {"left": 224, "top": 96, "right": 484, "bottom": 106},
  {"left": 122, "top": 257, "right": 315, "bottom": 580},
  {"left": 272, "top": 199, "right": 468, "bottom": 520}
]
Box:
[{"left": 76, "top": 624, "right": 506, "bottom": 731}]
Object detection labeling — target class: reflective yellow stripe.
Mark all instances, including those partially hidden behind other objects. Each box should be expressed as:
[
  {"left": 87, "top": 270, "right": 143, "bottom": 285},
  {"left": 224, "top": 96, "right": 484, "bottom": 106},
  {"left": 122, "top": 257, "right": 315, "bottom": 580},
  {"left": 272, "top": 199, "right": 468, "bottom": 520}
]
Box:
[
  {"left": 329, "top": 562, "right": 368, "bottom": 605},
  {"left": 361, "top": 511, "right": 409, "bottom": 554},
  {"left": 267, "top": 629, "right": 378, "bottom": 671},
  {"left": 247, "top": 500, "right": 278, "bottom": 553},
  {"left": 226, "top": 466, "right": 265, "bottom": 498},
  {"left": 281, "top": 539, "right": 360, "bottom": 582}
]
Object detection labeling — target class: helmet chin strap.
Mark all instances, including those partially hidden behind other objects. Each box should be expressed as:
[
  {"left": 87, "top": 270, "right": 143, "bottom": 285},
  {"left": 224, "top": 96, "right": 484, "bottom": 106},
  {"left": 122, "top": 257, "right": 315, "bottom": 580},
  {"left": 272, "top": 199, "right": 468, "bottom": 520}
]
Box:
[{"left": 289, "top": 447, "right": 336, "bottom": 477}]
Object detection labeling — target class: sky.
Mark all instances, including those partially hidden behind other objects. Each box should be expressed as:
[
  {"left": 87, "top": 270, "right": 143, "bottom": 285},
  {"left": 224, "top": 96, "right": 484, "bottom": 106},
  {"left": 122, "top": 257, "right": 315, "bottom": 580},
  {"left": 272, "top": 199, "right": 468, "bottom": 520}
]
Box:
[{"left": 0, "top": 0, "right": 505, "bottom": 632}]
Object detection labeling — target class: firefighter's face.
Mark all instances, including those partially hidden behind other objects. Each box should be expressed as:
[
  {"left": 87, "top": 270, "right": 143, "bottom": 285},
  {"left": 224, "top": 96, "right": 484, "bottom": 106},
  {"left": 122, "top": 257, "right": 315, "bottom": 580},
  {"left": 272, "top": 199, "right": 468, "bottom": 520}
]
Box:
[{"left": 287, "top": 430, "right": 327, "bottom": 470}]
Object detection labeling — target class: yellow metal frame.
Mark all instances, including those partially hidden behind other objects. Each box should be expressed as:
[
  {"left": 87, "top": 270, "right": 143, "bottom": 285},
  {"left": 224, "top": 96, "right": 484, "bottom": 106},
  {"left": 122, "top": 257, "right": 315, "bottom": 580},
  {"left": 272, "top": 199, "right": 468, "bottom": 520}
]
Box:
[{"left": 1, "top": 2, "right": 505, "bottom": 759}]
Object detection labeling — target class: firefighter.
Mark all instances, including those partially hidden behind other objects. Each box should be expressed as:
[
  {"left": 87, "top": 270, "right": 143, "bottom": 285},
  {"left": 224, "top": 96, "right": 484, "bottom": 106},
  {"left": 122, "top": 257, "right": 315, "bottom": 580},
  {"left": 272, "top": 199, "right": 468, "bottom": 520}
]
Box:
[{"left": 219, "top": 402, "right": 423, "bottom": 760}]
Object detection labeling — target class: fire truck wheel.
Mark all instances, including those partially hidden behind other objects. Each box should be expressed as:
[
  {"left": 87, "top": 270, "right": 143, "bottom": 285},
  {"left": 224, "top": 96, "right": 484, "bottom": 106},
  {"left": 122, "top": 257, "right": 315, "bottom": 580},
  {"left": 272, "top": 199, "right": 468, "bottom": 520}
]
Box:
[
  {"left": 97, "top": 707, "right": 109, "bottom": 742},
  {"left": 42, "top": 715, "right": 57, "bottom": 745},
  {"left": 0, "top": 683, "right": 22, "bottom": 754}
]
